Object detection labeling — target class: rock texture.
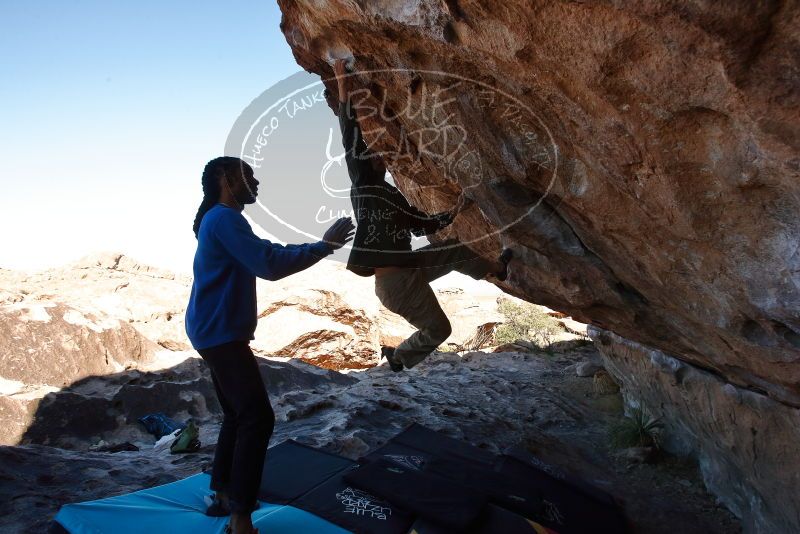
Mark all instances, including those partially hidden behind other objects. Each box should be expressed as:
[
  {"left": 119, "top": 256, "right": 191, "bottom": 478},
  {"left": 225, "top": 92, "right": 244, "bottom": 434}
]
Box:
[
  {"left": 0, "top": 301, "right": 155, "bottom": 387},
  {"left": 278, "top": 0, "right": 800, "bottom": 404},
  {"left": 18, "top": 351, "right": 355, "bottom": 450},
  {"left": 0, "top": 252, "right": 194, "bottom": 352},
  {"left": 277, "top": 4, "right": 799, "bottom": 529},
  {"left": 0, "top": 298, "right": 157, "bottom": 445},
  {"left": 251, "top": 263, "right": 507, "bottom": 368},
  {"left": 591, "top": 327, "right": 800, "bottom": 533}
]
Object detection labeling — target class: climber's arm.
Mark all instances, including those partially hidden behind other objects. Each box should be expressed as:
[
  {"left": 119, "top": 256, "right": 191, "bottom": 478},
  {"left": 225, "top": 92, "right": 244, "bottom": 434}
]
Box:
[
  {"left": 333, "top": 59, "right": 381, "bottom": 186},
  {"left": 385, "top": 186, "right": 454, "bottom": 237}
]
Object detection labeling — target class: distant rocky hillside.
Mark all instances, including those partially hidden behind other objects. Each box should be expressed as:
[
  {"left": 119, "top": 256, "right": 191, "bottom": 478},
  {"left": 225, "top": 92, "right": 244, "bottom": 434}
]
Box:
[
  {"left": 0, "top": 251, "right": 534, "bottom": 446},
  {"left": 0, "top": 251, "right": 513, "bottom": 367},
  {"left": 0, "top": 251, "right": 192, "bottom": 354}
]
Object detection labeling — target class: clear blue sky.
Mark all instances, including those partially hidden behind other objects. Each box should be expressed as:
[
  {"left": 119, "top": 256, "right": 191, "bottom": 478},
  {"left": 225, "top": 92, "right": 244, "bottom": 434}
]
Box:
[{"left": 0, "top": 1, "right": 301, "bottom": 273}]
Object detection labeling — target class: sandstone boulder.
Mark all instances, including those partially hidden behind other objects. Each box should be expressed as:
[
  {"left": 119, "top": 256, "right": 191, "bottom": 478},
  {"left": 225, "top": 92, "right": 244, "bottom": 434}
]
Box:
[
  {"left": 277, "top": 0, "right": 800, "bottom": 404},
  {"left": 253, "top": 261, "right": 510, "bottom": 368},
  {"left": 254, "top": 287, "right": 379, "bottom": 369},
  {"left": 277, "top": 3, "right": 800, "bottom": 529}
]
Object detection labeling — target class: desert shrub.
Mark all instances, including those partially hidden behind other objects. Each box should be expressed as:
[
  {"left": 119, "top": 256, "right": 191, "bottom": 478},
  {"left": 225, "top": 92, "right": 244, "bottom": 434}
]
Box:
[
  {"left": 494, "top": 299, "right": 561, "bottom": 350},
  {"left": 609, "top": 408, "right": 663, "bottom": 449}
]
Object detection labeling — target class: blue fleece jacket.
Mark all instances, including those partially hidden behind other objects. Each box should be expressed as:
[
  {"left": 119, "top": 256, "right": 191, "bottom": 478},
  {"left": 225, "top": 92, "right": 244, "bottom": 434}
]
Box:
[{"left": 185, "top": 204, "right": 333, "bottom": 350}]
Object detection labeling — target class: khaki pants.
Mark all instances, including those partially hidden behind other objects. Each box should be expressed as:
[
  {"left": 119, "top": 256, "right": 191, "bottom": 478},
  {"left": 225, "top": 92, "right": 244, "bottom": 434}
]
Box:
[{"left": 374, "top": 240, "right": 494, "bottom": 368}]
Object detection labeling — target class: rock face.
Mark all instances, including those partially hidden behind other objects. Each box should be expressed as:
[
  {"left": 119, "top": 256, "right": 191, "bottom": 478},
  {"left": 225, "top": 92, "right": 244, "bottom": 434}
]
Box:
[
  {"left": 0, "top": 299, "right": 157, "bottom": 445},
  {"left": 0, "top": 252, "right": 194, "bottom": 352},
  {"left": 278, "top": 0, "right": 800, "bottom": 405},
  {"left": 254, "top": 287, "right": 381, "bottom": 368},
  {"left": 592, "top": 327, "right": 800, "bottom": 533},
  {"left": 253, "top": 262, "right": 506, "bottom": 368},
  {"left": 0, "top": 252, "right": 508, "bottom": 371},
  {"left": 277, "top": 3, "right": 799, "bottom": 529},
  {"left": 0, "top": 301, "right": 155, "bottom": 386}
]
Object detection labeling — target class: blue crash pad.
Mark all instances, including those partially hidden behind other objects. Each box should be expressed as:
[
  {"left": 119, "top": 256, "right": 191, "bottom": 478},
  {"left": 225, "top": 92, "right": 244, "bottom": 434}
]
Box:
[{"left": 54, "top": 472, "right": 351, "bottom": 534}]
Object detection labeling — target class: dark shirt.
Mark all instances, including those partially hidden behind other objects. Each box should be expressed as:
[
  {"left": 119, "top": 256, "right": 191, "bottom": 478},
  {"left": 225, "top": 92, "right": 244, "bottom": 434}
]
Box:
[{"left": 338, "top": 99, "right": 441, "bottom": 276}]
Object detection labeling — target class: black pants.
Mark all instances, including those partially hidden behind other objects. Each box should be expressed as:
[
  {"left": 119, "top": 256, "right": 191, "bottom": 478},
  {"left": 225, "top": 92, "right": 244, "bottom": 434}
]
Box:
[{"left": 197, "top": 340, "right": 275, "bottom": 513}]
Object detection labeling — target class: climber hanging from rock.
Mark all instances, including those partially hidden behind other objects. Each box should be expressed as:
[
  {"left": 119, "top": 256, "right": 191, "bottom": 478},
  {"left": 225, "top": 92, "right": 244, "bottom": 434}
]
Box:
[{"left": 327, "top": 57, "right": 513, "bottom": 371}]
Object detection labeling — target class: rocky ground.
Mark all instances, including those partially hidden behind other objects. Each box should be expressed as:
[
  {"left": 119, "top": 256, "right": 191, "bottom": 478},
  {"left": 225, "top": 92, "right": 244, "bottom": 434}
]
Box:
[
  {"left": 1, "top": 344, "right": 739, "bottom": 533},
  {"left": 0, "top": 253, "right": 742, "bottom": 533}
]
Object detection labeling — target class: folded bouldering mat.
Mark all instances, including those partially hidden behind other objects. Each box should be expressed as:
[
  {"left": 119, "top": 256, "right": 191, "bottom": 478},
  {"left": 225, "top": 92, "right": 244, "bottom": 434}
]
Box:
[
  {"left": 51, "top": 424, "right": 628, "bottom": 534},
  {"left": 291, "top": 463, "right": 416, "bottom": 533},
  {"left": 496, "top": 448, "right": 627, "bottom": 532},
  {"left": 257, "top": 439, "right": 356, "bottom": 504},
  {"left": 342, "top": 458, "right": 486, "bottom": 531},
  {"left": 387, "top": 423, "right": 496, "bottom": 466},
  {"left": 363, "top": 424, "right": 628, "bottom": 533}
]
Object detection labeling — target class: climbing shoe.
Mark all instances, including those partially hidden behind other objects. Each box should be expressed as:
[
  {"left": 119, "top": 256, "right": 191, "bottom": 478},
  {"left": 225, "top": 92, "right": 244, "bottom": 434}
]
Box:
[{"left": 381, "top": 346, "right": 403, "bottom": 372}]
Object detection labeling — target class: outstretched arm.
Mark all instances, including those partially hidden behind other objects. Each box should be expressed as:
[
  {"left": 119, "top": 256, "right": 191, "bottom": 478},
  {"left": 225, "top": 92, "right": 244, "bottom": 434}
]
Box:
[
  {"left": 407, "top": 205, "right": 454, "bottom": 237},
  {"left": 405, "top": 192, "right": 471, "bottom": 236},
  {"left": 332, "top": 59, "right": 381, "bottom": 185},
  {"left": 387, "top": 187, "right": 454, "bottom": 237},
  {"left": 213, "top": 211, "right": 354, "bottom": 281}
]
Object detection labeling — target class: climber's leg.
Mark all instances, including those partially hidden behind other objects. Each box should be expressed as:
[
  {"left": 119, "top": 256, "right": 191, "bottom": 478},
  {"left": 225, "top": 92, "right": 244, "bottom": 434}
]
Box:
[
  {"left": 416, "top": 239, "right": 499, "bottom": 282},
  {"left": 375, "top": 268, "right": 452, "bottom": 368}
]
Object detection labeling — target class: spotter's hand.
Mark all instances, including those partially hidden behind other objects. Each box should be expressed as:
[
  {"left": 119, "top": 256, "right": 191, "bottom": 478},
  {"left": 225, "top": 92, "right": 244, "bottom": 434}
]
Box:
[{"left": 322, "top": 217, "right": 355, "bottom": 250}]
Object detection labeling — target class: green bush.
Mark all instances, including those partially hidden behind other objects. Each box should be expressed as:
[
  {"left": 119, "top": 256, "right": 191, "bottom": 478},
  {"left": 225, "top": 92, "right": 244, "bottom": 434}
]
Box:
[
  {"left": 494, "top": 299, "right": 561, "bottom": 350},
  {"left": 609, "top": 408, "right": 663, "bottom": 449}
]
